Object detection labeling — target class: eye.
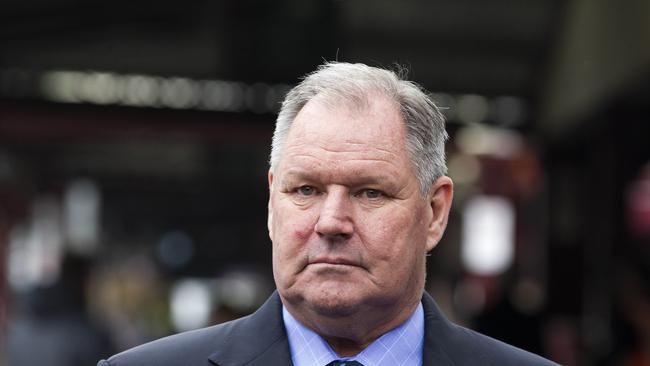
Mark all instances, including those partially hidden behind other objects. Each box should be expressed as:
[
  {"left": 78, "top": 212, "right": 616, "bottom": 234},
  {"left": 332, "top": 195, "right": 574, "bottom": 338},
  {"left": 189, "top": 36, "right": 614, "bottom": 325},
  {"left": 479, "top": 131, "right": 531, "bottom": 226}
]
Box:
[
  {"left": 296, "top": 185, "right": 316, "bottom": 196},
  {"left": 359, "top": 189, "right": 383, "bottom": 199}
]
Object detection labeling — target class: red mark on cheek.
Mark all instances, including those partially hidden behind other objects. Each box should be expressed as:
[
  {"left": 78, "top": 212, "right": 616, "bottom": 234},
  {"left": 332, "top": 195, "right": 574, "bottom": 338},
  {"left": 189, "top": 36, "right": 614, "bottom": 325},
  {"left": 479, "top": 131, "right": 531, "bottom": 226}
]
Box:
[
  {"left": 283, "top": 214, "right": 316, "bottom": 243},
  {"left": 293, "top": 226, "right": 312, "bottom": 241}
]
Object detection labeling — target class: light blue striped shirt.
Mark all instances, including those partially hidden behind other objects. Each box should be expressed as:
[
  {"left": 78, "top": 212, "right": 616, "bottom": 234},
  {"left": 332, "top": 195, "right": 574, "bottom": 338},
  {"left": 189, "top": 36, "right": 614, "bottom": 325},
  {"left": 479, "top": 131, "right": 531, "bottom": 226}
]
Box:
[{"left": 282, "top": 303, "right": 424, "bottom": 366}]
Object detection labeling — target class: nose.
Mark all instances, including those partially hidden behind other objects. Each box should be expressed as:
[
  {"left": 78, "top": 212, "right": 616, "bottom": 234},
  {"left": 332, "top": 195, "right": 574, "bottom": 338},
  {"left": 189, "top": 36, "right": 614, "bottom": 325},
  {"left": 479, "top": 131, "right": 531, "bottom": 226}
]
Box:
[{"left": 314, "top": 188, "right": 354, "bottom": 240}]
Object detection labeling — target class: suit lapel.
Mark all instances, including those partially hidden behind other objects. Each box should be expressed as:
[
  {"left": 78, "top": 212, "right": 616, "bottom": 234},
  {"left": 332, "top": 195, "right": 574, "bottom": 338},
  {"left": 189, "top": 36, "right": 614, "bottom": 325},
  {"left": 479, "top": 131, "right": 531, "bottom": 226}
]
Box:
[
  {"left": 207, "top": 292, "right": 293, "bottom": 366},
  {"left": 422, "top": 292, "right": 458, "bottom": 366}
]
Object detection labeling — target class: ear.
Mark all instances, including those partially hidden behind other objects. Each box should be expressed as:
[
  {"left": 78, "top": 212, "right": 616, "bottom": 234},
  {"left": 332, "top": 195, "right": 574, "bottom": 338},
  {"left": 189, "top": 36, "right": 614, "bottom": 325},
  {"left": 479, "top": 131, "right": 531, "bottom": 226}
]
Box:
[
  {"left": 267, "top": 170, "right": 274, "bottom": 239},
  {"left": 425, "top": 176, "right": 454, "bottom": 252}
]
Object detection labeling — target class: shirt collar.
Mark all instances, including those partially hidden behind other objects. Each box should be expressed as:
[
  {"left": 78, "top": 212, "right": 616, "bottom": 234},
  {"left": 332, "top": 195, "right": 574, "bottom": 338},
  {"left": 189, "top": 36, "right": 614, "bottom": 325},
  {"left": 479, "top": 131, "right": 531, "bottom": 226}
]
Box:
[{"left": 282, "top": 303, "right": 424, "bottom": 366}]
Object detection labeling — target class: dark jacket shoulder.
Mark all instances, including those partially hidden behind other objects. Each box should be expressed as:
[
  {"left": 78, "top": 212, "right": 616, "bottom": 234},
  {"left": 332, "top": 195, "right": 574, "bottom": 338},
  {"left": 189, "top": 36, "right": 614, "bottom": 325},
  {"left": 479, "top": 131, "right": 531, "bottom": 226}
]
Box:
[
  {"left": 97, "top": 319, "right": 239, "bottom": 366},
  {"left": 444, "top": 322, "right": 557, "bottom": 365},
  {"left": 421, "top": 292, "right": 558, "bottom": 365},
  {"left": 98, "top": 293, "right": 291, "bottom": 366}
]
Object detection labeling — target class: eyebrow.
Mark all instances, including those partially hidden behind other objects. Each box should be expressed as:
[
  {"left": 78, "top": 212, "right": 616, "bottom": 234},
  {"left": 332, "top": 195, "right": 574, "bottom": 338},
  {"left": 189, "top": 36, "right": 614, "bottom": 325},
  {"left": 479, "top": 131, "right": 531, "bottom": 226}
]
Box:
[{"left": 280, "top": 168, "right": 395, "bottom": 188}]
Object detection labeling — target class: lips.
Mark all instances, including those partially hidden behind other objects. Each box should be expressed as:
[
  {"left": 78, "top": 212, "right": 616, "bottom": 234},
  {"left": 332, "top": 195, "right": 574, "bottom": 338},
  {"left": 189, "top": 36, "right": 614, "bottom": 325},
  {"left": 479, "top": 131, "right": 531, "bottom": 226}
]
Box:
[{"left": 309, "top": 257, "right": 359, "bottom": 267}]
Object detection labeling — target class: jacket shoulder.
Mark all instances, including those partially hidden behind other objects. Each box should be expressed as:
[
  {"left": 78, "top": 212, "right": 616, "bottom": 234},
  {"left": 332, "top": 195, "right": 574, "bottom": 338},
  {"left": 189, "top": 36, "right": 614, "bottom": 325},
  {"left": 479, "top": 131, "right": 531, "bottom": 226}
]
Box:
[
  {"left": 98, "top": 292, "right": 290, "bottom": 366},
  {"left": 97, "top": 318, "right": 244, "bottom": 366},
  {"left": 421, "top": 292, "right": 558, "bottom": 365},
  {"left": 444, "top": 323, "right": 558, "bottom": 365}
]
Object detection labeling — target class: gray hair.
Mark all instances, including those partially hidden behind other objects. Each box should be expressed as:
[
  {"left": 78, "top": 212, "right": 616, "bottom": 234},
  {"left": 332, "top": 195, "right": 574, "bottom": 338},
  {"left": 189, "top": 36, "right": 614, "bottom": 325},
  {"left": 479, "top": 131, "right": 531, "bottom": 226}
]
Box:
[{"left": 270, "top": 62, "right": 448, "bottom": 195}]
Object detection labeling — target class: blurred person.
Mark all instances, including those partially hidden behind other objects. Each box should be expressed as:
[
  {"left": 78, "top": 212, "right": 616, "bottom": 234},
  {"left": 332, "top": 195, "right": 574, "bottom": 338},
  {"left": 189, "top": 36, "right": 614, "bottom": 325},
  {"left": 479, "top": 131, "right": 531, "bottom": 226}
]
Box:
[
  {"left": 8, "top": 253, "right": 112, "bottom": 366},
  {"left": 99, "top": 62, "right": 557, "bottom": 365}
]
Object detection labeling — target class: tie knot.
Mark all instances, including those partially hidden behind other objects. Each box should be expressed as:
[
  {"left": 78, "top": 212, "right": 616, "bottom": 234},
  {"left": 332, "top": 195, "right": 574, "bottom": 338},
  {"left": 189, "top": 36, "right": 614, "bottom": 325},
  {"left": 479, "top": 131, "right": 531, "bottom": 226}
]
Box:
[{"left": 327, "top": 361, "right": 364, "bottom": 366}]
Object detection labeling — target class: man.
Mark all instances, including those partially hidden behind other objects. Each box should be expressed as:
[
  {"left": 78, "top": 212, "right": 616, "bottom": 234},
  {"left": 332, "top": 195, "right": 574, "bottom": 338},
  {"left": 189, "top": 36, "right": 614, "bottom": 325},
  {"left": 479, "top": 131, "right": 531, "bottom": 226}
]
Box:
[{"left": 99, "top": 62, "right": 557, "bottom": 365}]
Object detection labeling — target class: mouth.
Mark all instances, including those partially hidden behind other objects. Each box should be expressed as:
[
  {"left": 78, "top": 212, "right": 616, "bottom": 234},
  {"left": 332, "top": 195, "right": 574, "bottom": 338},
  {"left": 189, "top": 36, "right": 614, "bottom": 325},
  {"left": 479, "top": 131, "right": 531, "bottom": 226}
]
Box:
[{"left": 309, "top": 258, "right": 360, "bottom": 267}]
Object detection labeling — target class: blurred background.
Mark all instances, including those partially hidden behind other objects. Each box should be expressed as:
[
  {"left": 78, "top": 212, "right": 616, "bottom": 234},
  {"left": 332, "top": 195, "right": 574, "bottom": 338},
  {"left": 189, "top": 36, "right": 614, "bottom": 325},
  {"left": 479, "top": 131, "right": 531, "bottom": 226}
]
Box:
[{"left": 0, "top": 0, "right": 648, "bottom": 365}]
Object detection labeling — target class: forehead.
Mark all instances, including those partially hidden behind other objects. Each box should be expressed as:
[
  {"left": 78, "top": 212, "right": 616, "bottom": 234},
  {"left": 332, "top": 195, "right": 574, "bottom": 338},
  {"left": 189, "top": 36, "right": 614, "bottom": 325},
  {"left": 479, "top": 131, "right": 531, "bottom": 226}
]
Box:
[
  {"left": 286, "top": 93, "right": 407, "bottom": 152},
  {"left": 275, "top": 94, "right": 419, "bottom": 187}
]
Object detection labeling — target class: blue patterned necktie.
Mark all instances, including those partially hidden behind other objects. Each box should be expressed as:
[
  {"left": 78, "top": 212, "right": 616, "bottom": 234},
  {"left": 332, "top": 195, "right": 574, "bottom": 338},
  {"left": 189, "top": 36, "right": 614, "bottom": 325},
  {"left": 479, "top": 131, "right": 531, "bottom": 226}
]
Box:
[{"left": 326, "top": 361, "right": 364, "bottom": 366}]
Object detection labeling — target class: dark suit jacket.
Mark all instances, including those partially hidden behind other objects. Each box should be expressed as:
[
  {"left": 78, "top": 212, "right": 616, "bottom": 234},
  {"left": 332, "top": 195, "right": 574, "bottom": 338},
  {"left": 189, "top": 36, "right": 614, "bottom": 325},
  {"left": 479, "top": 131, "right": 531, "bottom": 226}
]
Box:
[{"left": 98, "top": 291, "right": 558, "bottom": 365}]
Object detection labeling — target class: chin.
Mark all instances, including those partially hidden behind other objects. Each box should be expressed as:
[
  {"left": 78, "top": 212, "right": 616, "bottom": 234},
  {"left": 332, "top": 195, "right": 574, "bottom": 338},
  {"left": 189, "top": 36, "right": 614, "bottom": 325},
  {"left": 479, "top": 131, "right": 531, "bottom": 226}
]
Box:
[
  {"left": 304, "top": 288, "right": 365, "bottom": 318},
  {"left": 310, "top": 299, "right": 359, "bottom": 318}
]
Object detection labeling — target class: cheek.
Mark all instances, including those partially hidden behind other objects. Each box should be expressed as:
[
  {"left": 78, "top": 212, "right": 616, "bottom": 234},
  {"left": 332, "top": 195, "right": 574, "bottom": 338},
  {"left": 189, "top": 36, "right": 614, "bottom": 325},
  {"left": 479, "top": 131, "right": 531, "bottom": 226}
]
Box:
[
  {"left": 281, "top": 209, "right": 315, "bottom": 238},
  {"left": 272, "top": 202, "right": 316, "bottom": 251},
  {"left": 362, "top": 208, "right": 427, "bottom": 260},
  {"left": 291, "top": 221, "right": 312, "bottom": 242}
]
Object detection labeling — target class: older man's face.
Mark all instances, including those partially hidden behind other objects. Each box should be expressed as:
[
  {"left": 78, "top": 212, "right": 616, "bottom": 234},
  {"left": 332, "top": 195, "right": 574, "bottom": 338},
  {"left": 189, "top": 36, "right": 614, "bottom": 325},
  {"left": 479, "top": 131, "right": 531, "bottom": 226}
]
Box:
[{"left": 268, "top": 94, "right": 444, "bottom": 323}]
